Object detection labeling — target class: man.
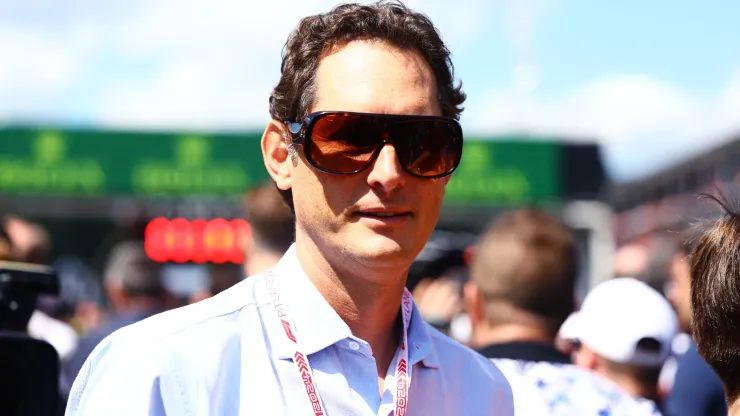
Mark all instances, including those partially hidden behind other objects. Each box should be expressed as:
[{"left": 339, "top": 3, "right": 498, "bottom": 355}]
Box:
[
  {"left": 66, "top": 2, "right": 513, "bottom": 415},
  {"left": 2, "top": 216, "right": 80, "bottom": 361},
  {"left": 63, "top": 241, "right": 171, "bottom": 391},
  {"left": 687, "top": 195, "right": 740, "bottom": 415},
  {"left": 241, "top": 181, "right": 294, "bottom": 277},
  {"left": 1, "top": 217, "right": 80, "bottom": 413},
  {"left": 559, "top": 277, "right": 678, "bottom": 411},
  {"left": 664, "top": 234, "right": 727, "bottom": 415},
  {"left": 465, "top": 208, "right": 661, "bottom": 415}
]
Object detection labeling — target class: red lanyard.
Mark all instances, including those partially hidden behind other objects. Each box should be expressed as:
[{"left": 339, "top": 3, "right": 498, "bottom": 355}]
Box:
[{"left": 265, "top": 272, "right": 414, "bottom": 416}]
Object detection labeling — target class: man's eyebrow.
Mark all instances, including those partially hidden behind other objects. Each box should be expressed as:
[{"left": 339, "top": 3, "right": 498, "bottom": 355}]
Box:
[{"left": 401, "top": 104, "right": 440, "bottom": 116}]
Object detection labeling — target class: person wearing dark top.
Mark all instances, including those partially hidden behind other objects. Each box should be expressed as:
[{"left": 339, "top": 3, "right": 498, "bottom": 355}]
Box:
[
  {"left": 665, "top": 341, "right": 727, "bottom": 416},
  {"left": 677, "top": 195, "right": 740, "bottom": 415},
  {"left": 465, "top": 208, "right": 662, "bottom": 415},
  {"left": 62, "top": 241, "right": 172, "bottom": 393},
  {"left": 664, "top": 233, "right": 727, "bottom": 416}
]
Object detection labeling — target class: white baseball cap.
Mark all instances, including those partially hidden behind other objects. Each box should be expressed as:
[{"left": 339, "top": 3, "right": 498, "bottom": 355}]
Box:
[{"left": 559, "top": 277, "right": 678, "bottom": 367}]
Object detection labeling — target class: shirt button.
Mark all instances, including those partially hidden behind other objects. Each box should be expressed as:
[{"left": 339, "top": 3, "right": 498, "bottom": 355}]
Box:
[{"left": 348, "top": 341, "right": 360, "bottom": 351}]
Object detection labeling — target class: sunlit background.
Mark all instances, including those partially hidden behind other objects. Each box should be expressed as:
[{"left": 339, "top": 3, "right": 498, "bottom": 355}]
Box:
[
  {"left": 2, "top": 1, "right": 739, "bottom": 413},
  {"left": 3, "top": 0, "right": 739, "bottom": 284}
]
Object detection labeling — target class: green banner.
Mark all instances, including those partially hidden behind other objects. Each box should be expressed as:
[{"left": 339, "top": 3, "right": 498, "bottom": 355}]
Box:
[
  {"left": 0, "top": 127, "right": 560, "bottom": 204},
  {"left": 0, "top": 128, "right": 265, "bottom": 196},
  {"left": 446, "top": 139, "right": 560, "bottom": 205}
]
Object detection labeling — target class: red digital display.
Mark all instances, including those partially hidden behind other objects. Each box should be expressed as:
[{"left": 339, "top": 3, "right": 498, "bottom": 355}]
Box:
[{"left": 144, "top": 217, "right": 251, "bottom": 264}]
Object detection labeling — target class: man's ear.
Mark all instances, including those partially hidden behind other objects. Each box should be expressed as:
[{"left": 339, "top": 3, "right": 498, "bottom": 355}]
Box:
[
  {"left": 574, "top": 343, "right": 599, "bottom": 371},
  {"left": 463, "top": 280, "right": 484, "bottom": 327},
  {"left": 262, "top": 120, "right": 293, "bottom": 192}
]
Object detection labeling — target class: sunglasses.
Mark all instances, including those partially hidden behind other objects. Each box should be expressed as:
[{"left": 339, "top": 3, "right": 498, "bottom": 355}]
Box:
[{"left": 284, "top": 111, "right": 464, "bottom": 178}]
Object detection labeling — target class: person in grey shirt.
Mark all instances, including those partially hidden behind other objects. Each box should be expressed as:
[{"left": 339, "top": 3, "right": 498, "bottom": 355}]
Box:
[{"left": 66, "top": 2, "right": 513, "bottom": 415}]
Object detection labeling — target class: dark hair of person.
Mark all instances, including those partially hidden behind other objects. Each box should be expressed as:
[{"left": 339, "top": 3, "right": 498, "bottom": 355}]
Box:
[{"left": 690, "top": 192, "right": 740, "bottom": 403}]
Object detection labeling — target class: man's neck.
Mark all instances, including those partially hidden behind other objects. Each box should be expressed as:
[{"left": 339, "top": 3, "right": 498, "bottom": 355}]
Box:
[
  {"left": 597, "top": 369, "right": 659, "bottom": 403},
  {"left": 244, "top": 248, "right": 284, "bottom": 277},
  {"left": 729, "top": 399, "right": 740, "bottom": 416},
  {"left": 294, "top": 232, "right": 407, "bottom": 384},
  {"left": 470, "top": 323, "right": 554, "bottom": 349}
]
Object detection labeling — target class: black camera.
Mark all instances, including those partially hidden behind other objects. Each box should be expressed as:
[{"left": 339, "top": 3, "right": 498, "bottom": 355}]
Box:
[{"left": 0, "top": 261, "right": 62, "bottom": 416}]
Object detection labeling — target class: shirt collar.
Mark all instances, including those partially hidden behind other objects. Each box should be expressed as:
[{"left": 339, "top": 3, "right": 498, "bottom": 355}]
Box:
[
  {"left": 407, "top": 303, "right": 439, "bottom": 369},
  {"left": 266, "top": 244, "right": 439, "bottom": 369},
  {"left": 268, "top": 244, "right": 352, "bottom": 359}
]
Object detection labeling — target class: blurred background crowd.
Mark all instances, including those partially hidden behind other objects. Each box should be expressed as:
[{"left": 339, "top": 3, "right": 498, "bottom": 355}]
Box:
[
  {"left": 2, "top": 0, "right": 739, "bottom": 415},
  {"left": 0, "top": 175, "right": 733, "bottom": 415}
]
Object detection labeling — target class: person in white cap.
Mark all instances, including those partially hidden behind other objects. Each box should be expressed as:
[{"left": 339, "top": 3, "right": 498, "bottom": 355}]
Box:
[{"left": 559, "top": 277, "right": 678, "bottom": 410}]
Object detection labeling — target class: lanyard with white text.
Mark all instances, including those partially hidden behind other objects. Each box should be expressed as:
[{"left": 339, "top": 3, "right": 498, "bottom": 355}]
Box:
[{"left": 265, "top": 272, "right": 414, "bottom": 416}]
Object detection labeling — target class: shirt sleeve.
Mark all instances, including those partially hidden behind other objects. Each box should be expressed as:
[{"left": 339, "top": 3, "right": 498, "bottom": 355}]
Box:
[
  {"left": 481, "top": 357, "right": 516, "bottom": 416},
  {"left": 65, "top": 335, "right": 172, "bottom": 416}
]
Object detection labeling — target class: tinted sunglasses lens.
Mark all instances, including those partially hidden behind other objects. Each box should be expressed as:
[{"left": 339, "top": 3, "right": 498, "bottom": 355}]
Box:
[
  {"left": 309, "top": 114, "right": 382, "bottom": 173},
  {"left": 308, "top": 114, "right": 462, "bottom": 177},
  {"left": 394, "top": 120, "right": 462, "bottom": 177}
]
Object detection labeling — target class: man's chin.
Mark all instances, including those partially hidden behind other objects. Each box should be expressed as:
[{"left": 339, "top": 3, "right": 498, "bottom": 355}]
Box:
[{"left": 345, "top": 233, "right": 416, "bottom": 264}]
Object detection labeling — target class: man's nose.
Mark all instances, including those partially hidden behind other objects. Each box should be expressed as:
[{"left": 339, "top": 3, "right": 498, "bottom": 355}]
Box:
[{"left": 366, "top": 144, "right": 405, "bottom": 192}]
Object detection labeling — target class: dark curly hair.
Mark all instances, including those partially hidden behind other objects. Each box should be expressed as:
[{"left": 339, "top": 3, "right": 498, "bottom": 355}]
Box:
[{"left": 269, "top": 0, "right": 466, "bottom": 212}]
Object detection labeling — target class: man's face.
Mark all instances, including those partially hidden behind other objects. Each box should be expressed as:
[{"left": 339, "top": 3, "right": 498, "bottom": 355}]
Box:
[
  {"left": 274, "top": 41, "right": 448, "bottom": 272},
  {"left": 667, "top": 253, "right": 692, "bottom": 332}
]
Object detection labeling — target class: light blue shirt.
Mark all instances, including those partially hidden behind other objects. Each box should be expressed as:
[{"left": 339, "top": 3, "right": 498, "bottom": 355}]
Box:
[{"left": 66, "top": 245, "right": 513, "bottom": 415}]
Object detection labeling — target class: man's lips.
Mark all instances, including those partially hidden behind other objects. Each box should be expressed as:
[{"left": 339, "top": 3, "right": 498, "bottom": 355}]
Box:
[
  {"left": 352, "top": 208, "right": 413, "bottom": 227},
  {"left": 354, "top": 208, "right": 412, "bottom": 217}
]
